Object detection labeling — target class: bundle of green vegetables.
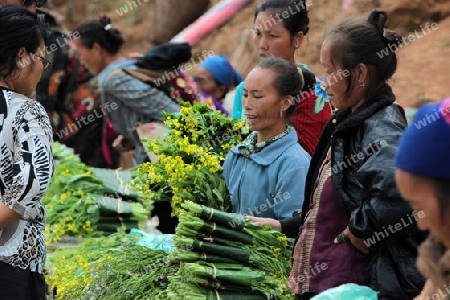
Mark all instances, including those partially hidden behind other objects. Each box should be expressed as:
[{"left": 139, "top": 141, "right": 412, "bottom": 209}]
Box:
[
  {"left": 44, "top": 143, "right": 148, "bottom": 243},
  {"left": 46, "top": 232, "right": 177, "bottom": 299},
  {"left": 167, "top": 201, "right": 295, "bottom": 299}
]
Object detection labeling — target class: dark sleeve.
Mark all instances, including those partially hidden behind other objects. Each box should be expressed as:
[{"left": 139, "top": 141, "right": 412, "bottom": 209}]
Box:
[
  {"left": 348, "top": 110, "right": 415, "bottom": 241},
  {"left": 280, "top": 215, "right": 302, "bottom": 238}
]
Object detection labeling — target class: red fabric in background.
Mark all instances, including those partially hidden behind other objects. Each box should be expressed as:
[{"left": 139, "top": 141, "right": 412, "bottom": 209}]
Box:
[{"left": 289, "top": 91, "right": 332, "bottom": 156}]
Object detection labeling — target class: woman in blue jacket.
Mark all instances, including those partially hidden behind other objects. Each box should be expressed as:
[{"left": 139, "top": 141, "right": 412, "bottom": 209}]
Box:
[{"left": 223, "top": 57, "right": 310, "bottom": 220}]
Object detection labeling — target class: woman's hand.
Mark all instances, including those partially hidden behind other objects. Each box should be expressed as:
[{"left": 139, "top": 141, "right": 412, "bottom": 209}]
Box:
[
  {"left": 334, "top": 226, "right": 369, "bottom": 254},
  {"left": 244, "top": 216, "right": 281, "bottom": 230}
]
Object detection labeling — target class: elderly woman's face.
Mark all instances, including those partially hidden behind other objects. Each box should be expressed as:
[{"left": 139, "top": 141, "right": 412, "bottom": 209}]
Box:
[
  {"left": 242, "top": 67, "right": 290, "bottom": 142},
  {"left": 396, "top": 170, "right": 450, "bottom": 247},
  {"left": 194, "top": 67, "right": 224, "bottom": 100}
]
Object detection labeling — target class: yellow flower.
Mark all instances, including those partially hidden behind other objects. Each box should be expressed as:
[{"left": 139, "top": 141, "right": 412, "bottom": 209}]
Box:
[{"left": 276, "top": 235, "right": 289, "bottom": 246}]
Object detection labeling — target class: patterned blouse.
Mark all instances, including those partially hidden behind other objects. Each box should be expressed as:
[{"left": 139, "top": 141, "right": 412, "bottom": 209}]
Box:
[{"left": 0, "top": 88, "right": 54, "bottom": 274}]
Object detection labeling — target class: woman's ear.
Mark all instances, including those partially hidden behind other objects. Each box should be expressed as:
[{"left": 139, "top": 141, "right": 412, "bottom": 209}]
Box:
[
  {"left": 16, "top": 47, "right": 27, "bottom": 69},
  {"left": 282, "top": 95, "right": 294, "bottom": 111},
  {"left": 93, "top": 42, "right": 102, "bottom": 55},
  {"left": 295, "top": 32, "right": 304, "bottom": 48},
  {"left": 358, "top": 63, "right": 369, "bottom": 84}
]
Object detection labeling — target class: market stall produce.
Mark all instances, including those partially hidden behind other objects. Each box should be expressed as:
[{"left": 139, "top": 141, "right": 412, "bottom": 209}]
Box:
[
  {"left": 133, "top": 102, "right": 247, "bottom": 217},
  {"left": 46, "top": 231, "right": 176, "bottom": 299},
  {"left": 46, "top": 203, "right": 296, "bottom": 299},
  {"left": 44, "top": 143, "right": 148, "bottom": 243},
  {"left": 167, "top": 201, "right": 295, "bottom": 299}
]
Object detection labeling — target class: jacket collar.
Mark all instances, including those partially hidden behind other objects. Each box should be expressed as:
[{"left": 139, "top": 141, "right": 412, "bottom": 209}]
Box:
[
  {"left": 230, "top": 129, "right": 299, "bottom": 166},
  {"left": 333, "top": 84, "right": 396, "bottom": 136}
]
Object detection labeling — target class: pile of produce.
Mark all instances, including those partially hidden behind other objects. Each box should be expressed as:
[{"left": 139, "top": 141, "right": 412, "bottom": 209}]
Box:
[
  {"left": 44, "top": 143, "right": 148, "bottom": 243},
  {"left": 132, "top": 102, "right": 247, "bottom": 216},
  {"left": 166, "top": 201, "right": 295, "bottom": 299},
  {"left": 46, "top": 202, "right": 296, "bottom": 299},
  {"left": 46, "top": 232, "right": 176, "bottom": 299}
]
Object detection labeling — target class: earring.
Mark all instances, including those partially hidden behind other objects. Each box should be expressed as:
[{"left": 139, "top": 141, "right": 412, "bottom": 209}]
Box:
[
  {"left": 358, "top": 80, "right": 365, "bottom": 87},
  {"left": 279, "top": 110, "right": 283, "bottom": 118},
  {"left": 295, "top": 45, "right": 299, "bottom": 49}
]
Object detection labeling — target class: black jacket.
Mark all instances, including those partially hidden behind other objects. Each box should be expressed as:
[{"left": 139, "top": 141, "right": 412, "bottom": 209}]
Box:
[{"left": 281, "top": 84, "right": 425, "bottom": 299}]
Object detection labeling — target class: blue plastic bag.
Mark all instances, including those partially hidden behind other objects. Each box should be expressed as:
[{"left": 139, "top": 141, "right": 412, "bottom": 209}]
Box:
[
  {"left": 311, "top": 283, "right": 378, "bottom": 300},
  {"left": 129, "top": 228, "right": 175, "bottom": 253}
]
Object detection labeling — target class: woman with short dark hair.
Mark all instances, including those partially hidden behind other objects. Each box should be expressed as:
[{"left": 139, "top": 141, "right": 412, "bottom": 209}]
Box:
[{"left": 0, "top": 5, "right": 54, "bottom": 300}]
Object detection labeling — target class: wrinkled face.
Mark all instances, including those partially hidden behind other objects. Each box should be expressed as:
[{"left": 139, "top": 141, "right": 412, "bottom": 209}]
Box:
[
  {"left": 73, "top": 38, "right": 102, "bottom": 75},
  {"left": 396, "top": 170, "right": 450, "bottom": 248},
  {"left": 243, "top": 67, "right": 289, "bottom": 141},
  {"left": 193, "top": 67, "right": 224, "bottom": 100},
  {"left": 320, "top": 39, "right": 365, "bottom": 111},
  {"left": 253, "top": 11, "right": 297, "bottom": 62}
]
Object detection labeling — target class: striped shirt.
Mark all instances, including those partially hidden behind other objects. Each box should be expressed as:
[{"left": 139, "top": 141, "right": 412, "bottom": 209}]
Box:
[{"left": 98, "top": 59, "right": 180, "bottom": 164}]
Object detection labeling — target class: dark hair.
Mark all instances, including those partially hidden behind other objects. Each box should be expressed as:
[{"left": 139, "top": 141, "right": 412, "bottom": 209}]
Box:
[
  {"left": 254, "top": 0, "right": 310, "bottom": 36},
  {"left": 256, "top": 56, "right": 304, "bottom": 117},
  {"left": 324, "top": 9, "right": 403, "bottom": 99},
  {"left": 430, "top": 178, "right": 450, "bottom": 222},
  {"left": 74, "top": 16, "right": 124, "bottom": 54},
  {"left": 0, "top": 5, "right": 52, "bottom": 79}
]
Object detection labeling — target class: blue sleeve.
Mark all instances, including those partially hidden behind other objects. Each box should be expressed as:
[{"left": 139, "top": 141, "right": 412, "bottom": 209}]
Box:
[
  {"left": 231, "top": 81, "right": 245, "bottom": 119},
  {"left": 274, "top": 154, "right": 310, "bottom": 220}
]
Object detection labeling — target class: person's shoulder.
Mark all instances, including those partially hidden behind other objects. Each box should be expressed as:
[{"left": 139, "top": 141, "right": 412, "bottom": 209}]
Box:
[
  {"left": 102, "top": 60, "right": 137, "bottom": 85},
  {"left": 278, "top": 132, "right": 311, "bottom": 163},
  {"left": 19, "top": 97, "right": 48, "bottom": 117},
  {"left": 284, "top": 142, "right": 311, "bottom": 162},
  {"left": 366, "top": 104, "right": 407, "bottom": 128}
]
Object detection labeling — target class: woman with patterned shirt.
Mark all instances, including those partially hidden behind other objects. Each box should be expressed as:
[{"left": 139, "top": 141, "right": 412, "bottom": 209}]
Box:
[{"left": 0, "top": 6, "right": 54, "bottom": 300}]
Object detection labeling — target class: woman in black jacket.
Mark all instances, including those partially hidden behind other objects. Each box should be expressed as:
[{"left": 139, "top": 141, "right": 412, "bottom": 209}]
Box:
[{"left": 247, "top": 10, "right": 425, "bottom": 300}]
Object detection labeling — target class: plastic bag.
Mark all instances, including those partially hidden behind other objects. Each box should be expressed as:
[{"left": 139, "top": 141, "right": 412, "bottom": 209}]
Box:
[
  {"left": 129, "top": 228, "right": 175, "bottom": 253},
  {"left": 311, "top": 283, "right": 378, "bottom": 300}
]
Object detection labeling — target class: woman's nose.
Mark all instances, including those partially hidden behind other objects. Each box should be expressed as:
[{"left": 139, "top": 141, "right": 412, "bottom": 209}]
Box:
[{"left": 257, "top": 36, "right": 268, "bottom": 50}]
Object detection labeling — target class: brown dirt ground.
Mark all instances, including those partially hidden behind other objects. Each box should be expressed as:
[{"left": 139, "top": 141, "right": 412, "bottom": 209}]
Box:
[{"left": 54, "top": 0, "right": 450, "bottom": 108}]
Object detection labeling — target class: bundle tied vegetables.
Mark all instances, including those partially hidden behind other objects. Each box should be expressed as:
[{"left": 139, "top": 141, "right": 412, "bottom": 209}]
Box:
[
  {"left": 168, "top": 201, "right": 295, "bottom": 300},
  {"left": 44, "top": 142, "right": 149, "bottom": 243}
]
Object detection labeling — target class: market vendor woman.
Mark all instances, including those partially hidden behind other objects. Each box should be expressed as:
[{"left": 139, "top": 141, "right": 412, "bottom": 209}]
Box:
[{"left": 223, "top": 57, "right": 310, "bottom": 220}]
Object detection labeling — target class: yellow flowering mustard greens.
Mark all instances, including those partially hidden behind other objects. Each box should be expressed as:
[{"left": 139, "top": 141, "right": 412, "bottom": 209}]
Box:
[
  {"left": 46, "top": 232, "right": 176, "bottom": 300},
  {"left": 44, "top": 143, "right": 149, "bottom": 243},
  {"left": 132, "top": 102, "right": 248, "bottom": 217},
  {"left": 43, "top": 143, "right": 104, "bottom": 243}
]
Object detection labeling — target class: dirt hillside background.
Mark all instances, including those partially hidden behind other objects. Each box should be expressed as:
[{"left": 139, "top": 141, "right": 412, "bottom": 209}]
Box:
[{"left": 52, "top": 0, "right": 450, "bottom": 108}]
